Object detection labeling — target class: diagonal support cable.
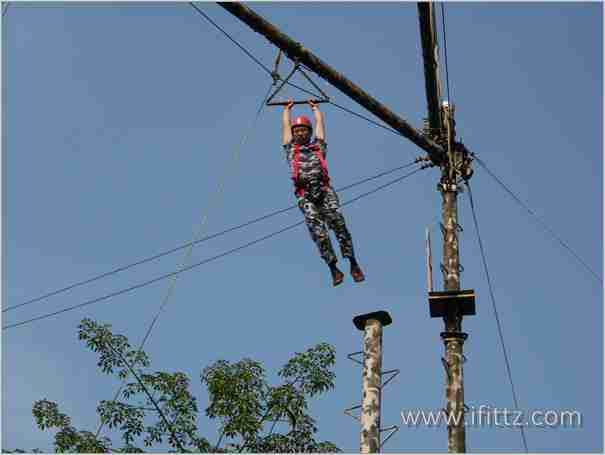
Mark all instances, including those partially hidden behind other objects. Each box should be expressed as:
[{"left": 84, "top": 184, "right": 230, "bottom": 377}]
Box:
[
  {"left": 474, "top": 155, "right": 601, "bottom": 284},
  {"left": 189, "top": 2, "right": 272, "bottom": 75},
  {"left": 466, "top": 181, "right": 529, "bottom": 453}
]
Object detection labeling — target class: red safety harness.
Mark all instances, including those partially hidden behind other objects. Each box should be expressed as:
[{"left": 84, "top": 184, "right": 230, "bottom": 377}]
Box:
[{"left": 291, "top": 141, "right": 330, "bottom": 198}]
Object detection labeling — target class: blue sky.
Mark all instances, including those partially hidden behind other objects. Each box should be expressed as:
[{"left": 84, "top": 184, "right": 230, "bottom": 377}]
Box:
[{"left": 2, "top": 2, "right": 602, "bottom": 452}]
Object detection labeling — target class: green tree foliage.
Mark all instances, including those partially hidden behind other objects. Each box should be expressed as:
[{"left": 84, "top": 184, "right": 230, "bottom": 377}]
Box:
[{"left": 25, "top": 318, "right": 339, "bottom": 453}]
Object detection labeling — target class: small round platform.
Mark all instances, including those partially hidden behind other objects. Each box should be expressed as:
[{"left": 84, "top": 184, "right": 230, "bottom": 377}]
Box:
[{"left": 353, "top": 311, "right": 393, "bottom": 331}]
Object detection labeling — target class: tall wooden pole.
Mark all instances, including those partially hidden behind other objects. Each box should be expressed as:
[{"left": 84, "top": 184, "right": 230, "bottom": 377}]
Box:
[
  {"left": 353, "top": 311, "right": 392, "bottom": 453},
  {"left": 418, "top": 4, "right": 474, "bottom": 452},
  {"left": 439, "top": 135, "right": 468, "bottom": 452},
  {"left": 361, "top": 319, "right": 383, "bottom": 453},
  {"left": 417, "top": 2, "right": 443, "bottom": 135}
]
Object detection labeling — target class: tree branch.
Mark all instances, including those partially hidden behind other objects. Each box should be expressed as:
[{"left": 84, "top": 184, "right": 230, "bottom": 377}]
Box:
[{"left": 104, "top": 342, "right": 186, "bottom": 453}]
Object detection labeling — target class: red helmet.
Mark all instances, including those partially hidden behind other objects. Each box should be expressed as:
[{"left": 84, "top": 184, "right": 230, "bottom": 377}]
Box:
[{"left": 292, "top": 116, "right": 312, "bottom": 131}]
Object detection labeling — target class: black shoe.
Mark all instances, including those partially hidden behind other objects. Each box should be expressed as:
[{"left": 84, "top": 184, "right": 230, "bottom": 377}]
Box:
[
  {"left": 350, "top": 265, "right": 365, "bottom": 283},
  {"left": 329, "top": 263, "right": 345, "bottom": 287}
]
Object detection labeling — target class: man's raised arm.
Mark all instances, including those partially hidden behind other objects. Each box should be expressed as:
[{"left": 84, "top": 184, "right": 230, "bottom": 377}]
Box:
[
  {"left": 309, "top": 100, "right": 325, "bottom": 142},
  {"left": 282, "top": 99, "right": 293, "bottom": 145}
]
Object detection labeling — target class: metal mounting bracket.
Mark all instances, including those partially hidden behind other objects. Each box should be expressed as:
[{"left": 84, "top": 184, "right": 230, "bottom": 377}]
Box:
[
  {"left": 344, "top": 404, "right": 362, "bottom": 422},
  {"left": 381, "top": 368, "right": 400, "bottom": 389},
  {"left": 379, "top": 425, "right": 400, "bottom": 449},
  {"left": 266, "top": 62, "right": 330, "bottom": 106},
  {"left": 347, "top": 351, "right": 364, "bottom": 366}
]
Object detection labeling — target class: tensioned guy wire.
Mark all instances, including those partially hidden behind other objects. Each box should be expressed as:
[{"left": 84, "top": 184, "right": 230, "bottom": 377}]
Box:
[
  {"left": 466, "top": 181, "right": 529, "bottom": 453},
  {"left": 189, "top": 2, "right": 273, "bottom": 76},
  {"left": 474, "top": 155, "right": 601, "bottom": 284}
]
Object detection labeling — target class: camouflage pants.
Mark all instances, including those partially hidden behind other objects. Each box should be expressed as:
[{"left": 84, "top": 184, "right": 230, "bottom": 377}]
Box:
[{"left": 297, "top": 186, "right": 355, "bottom": 264}]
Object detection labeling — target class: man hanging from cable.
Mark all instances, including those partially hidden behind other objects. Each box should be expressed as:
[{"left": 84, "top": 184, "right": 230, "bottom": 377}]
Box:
[{"left": 282, "top": 99, "right": 365, "bottom": 286}]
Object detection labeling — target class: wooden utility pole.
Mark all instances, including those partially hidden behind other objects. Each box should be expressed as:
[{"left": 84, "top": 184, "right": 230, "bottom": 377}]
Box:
[
  {"left": 419, "top": 3, "right": 475, "bottom": 453},
  {"left": 346, "top": 311, "right": 399, "bottom": 453},
  {"left": 417, "top": 2, "right": 443, "bottom": 135},
  {"left": 353, "top": 312, "right": 391, "bottom": 453}
]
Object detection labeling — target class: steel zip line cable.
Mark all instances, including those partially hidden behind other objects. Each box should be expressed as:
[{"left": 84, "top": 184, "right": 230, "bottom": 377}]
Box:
[
  {"left": 188, "top": 2, "right": 407, "bottom": 139},
  {"left": 3, "top": 166, "right": 424, "bottom": 332},
  {"left": 466, "top": 181, "right": 529, "bottom": 453},
  {"left": 189, "top": 2, "right": 273, "bottom": 75},
  {"left": 6, "top": 160, "right": 418, "bottom": 314}
]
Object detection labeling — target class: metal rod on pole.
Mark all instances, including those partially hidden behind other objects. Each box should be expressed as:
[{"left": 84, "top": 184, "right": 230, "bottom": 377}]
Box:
[
  {"left": 266, "top": 99, "right": 328, "bottom": 107},
  {"left": 426, "top": 226, "right": 434, "bottom": 293}
]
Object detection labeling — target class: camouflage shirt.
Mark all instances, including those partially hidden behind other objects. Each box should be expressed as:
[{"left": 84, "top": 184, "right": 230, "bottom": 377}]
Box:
[{"left": 283, "top": 139, "right": 329, "bottom": 197}]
